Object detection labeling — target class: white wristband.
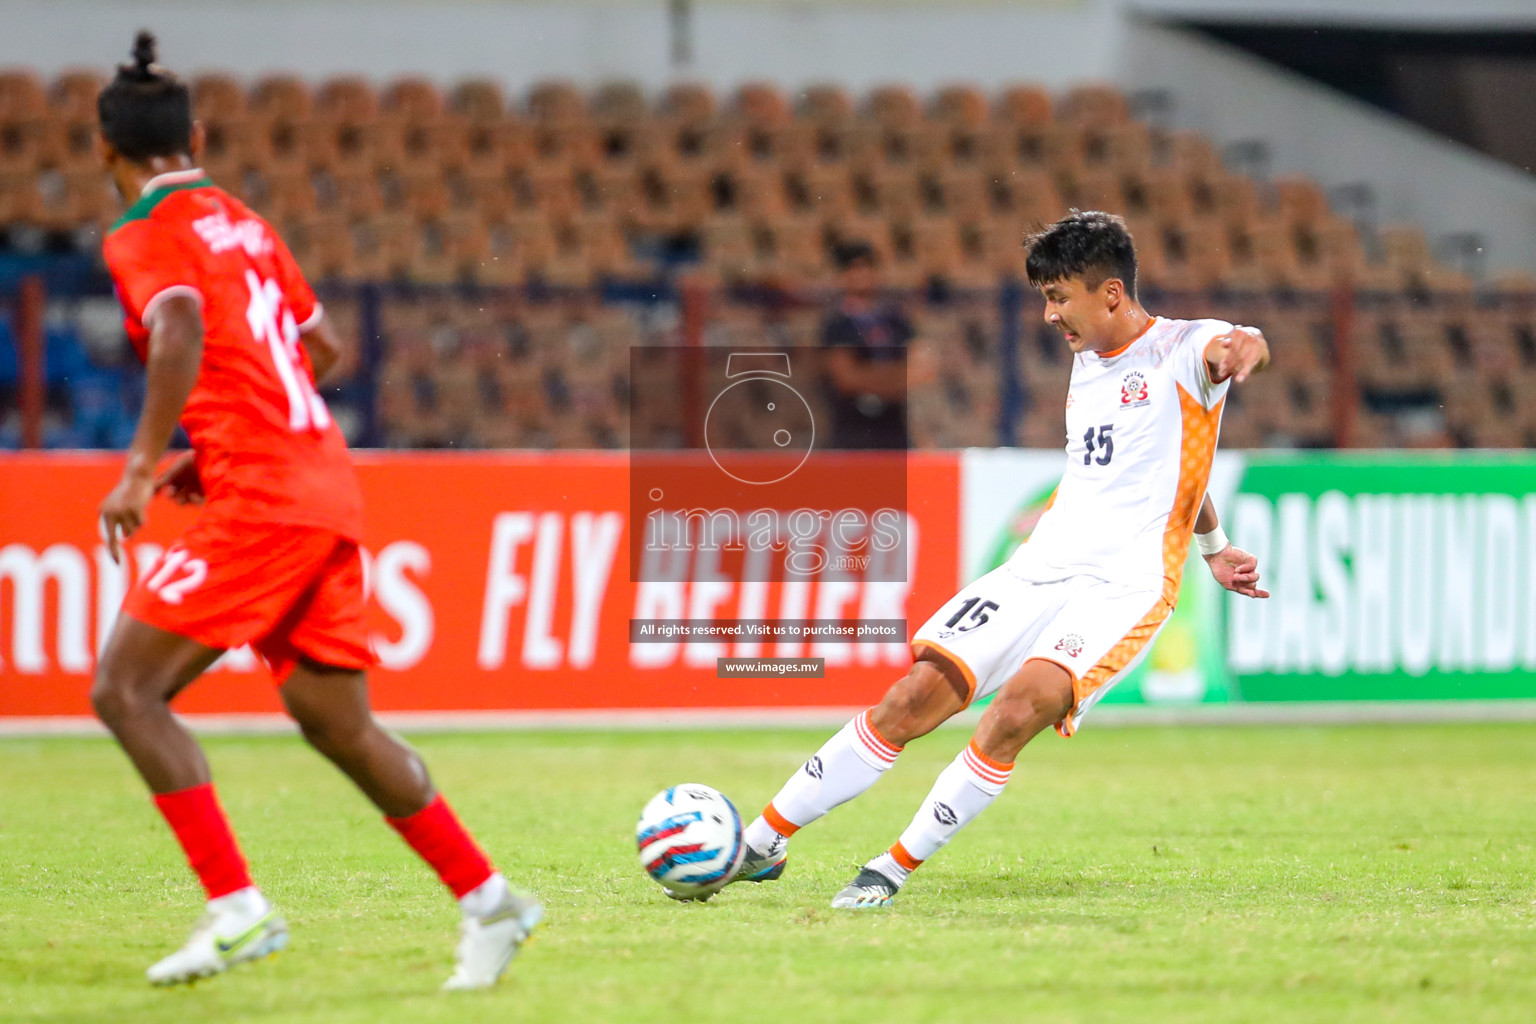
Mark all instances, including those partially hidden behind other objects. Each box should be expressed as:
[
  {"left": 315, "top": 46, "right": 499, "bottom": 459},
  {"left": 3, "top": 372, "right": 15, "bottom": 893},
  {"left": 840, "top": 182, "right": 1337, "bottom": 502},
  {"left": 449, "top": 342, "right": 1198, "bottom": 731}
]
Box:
[{"left": 1195, "top": 526, "right": 1230, "bottom": 557}]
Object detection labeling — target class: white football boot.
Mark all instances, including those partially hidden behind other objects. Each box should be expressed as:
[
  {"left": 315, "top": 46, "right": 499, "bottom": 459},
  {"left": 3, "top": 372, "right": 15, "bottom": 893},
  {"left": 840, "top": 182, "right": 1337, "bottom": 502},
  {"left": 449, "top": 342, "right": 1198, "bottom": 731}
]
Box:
[
  {"left": 829, "top": 867, "right": 901, "bottom": 909},
  {"left": 146, "top": 887, "right": 287, "bottom": 985},
  {"left": 728, "top": 833, "right": 788, "bottom": 886},
  {"left": 442, "top": 877, "right": 544, "bottom": 991}
]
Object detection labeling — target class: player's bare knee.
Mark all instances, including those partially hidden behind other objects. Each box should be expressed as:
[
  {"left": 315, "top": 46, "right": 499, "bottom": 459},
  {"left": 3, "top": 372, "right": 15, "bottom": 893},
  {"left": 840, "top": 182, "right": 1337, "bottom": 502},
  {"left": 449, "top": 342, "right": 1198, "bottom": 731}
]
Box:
[
  {"left": 870, "top": 662, "right": 957, "bottom": 744},
  {"left": 978, "top": 693, "right": 1031, "bottom": 747},
  {"left": 89, "top": 674, "right": 129, "bottom": 726},
  {"left": 90, "top": 660, "right": 159, "bottom": 727},
  {"left": 289, "top": 706, "right": 369, "bottom": 758},
  {"left": 986, "top": 674, "right": 1072, "bottom": 746}
]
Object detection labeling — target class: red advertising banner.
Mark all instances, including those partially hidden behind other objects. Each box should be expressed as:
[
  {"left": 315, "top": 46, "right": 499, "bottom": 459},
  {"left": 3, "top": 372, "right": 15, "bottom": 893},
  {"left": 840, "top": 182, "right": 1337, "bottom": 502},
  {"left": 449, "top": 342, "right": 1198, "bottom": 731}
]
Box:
[{"left": 0, "top": 453, "right": 959, "bottom": 718}]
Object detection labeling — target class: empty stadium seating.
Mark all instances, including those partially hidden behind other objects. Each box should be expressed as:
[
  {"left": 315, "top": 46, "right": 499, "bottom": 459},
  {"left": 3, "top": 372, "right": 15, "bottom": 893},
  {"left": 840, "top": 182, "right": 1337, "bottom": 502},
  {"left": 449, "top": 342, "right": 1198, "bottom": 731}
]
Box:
[{"left": 3, "top": 69, "right": 1534, "bottom": 451}]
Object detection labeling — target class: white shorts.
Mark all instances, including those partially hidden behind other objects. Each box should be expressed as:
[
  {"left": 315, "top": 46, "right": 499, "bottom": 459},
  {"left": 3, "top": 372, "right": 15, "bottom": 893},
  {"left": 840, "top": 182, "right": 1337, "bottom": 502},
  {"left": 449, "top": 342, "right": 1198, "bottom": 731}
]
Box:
[{"left": 911, "top": 566, "right": 1172, "bottom": 736}]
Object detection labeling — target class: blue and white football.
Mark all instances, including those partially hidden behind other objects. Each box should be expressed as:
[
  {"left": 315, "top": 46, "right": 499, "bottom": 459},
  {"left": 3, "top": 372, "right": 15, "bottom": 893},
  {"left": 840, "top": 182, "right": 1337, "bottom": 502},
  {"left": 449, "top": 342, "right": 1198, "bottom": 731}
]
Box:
[{"left": 635, "top": 784, "right": 746, "bottom": 901}]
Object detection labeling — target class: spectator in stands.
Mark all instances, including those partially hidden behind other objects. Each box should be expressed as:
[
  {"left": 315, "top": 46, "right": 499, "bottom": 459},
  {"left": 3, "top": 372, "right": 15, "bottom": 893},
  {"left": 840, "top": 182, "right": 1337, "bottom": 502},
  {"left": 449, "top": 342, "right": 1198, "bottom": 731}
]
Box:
[{"left": 819, "top": 241, "right": 911, "bottom": 449}]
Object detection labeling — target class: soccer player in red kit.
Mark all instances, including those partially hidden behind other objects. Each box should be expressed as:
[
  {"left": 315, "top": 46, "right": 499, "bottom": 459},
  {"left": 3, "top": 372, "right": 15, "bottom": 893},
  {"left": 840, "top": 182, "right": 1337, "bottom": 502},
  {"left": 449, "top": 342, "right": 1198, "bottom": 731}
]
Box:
[{"left": 90, "top": 33, "right": 540, "bottom": 989}]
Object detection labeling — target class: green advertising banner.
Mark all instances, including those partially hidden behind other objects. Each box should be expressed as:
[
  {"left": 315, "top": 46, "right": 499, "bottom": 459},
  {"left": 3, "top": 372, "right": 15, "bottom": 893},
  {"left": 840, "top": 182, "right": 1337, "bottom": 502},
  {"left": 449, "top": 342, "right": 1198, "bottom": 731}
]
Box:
[
  {"left": 963, "top": 451, "right": 1536, "bottom": 708},
  {"left": 1226, "top": 453, "right": 1536, "bottom": 702}
]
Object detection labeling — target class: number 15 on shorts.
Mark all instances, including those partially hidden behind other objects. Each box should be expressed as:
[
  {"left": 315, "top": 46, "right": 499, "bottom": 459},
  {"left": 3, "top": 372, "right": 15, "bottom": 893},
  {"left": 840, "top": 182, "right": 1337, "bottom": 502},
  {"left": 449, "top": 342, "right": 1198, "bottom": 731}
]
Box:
[{"left": 944, "top": 597, "right": 999, "bottom": 633}]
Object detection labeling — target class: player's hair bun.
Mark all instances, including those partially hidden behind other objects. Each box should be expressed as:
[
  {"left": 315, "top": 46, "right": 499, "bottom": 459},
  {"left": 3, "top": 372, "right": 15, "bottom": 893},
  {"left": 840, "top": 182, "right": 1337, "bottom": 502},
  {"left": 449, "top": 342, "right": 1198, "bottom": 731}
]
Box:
[
  {"left": 125, "top": 30, "right": 159, "bottom": 83},
  {"left": 98, "top": 26, "right": 190, "bottom": 160}
]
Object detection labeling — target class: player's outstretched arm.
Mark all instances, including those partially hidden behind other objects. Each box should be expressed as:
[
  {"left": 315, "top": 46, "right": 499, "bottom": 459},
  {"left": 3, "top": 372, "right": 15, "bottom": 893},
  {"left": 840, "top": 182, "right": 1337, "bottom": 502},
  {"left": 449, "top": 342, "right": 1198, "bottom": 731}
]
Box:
[
  {"left": 300, "top": 314, "right": 346, "bottom": 384},
  {"left": 99, "top": 295, "right": 203, "bottom": 563},
  {"left": 1193, "top": 493, "right": 1270, "bottom": 599},
  {"left": 1205, "top": 325, "right": 1270, "bottom": 385}
]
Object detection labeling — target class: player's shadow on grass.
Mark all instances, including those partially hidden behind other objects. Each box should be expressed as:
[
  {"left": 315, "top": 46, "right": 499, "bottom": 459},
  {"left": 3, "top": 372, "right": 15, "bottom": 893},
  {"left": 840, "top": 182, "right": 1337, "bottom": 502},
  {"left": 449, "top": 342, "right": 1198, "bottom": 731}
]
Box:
[
  {"left": 22, "top": 970, "right": 463, "bottom": 1024},
  {"left": 928, "top": 869, "right": 1178, "bottom": 905}
]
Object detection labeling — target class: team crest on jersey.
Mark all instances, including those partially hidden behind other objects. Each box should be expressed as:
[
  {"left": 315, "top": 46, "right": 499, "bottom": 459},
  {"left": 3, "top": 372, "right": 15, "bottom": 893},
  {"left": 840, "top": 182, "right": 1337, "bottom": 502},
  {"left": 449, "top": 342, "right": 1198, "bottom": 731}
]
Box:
[
  {"left": 1120, "top": 371, "right": 1150, "bottom": 408},
  {"left": 1054, "top": 633, "right": 1086, "bottom": 658}
]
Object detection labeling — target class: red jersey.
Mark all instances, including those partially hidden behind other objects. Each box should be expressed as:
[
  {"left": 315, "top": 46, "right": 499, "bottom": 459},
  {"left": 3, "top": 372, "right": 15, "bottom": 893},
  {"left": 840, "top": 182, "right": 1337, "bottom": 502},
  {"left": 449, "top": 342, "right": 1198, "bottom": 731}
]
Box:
[{"left": 103, "top": 168, "right": 363, "bottom": 539}]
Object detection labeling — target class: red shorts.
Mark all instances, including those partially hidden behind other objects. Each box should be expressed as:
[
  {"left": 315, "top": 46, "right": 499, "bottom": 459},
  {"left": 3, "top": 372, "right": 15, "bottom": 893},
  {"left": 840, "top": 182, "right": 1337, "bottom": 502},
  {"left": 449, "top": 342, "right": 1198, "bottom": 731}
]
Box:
[{"left": 123, "top": 517, "right": 376, "bottom": 682}]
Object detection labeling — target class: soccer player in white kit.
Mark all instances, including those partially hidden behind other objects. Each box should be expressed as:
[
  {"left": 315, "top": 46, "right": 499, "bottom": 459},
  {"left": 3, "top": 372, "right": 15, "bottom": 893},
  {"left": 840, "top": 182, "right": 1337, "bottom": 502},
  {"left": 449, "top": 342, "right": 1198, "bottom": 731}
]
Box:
[{"left": 725, "top": 211, "right": 1274, "bottom": 908}]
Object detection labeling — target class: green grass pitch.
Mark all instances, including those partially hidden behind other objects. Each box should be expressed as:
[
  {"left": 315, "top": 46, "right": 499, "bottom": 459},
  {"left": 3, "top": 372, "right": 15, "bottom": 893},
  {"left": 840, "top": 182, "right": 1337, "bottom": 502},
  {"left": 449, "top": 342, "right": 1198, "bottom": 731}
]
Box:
[{"left": 2, "top": 723, "right": 1534, "bottom": 1023}]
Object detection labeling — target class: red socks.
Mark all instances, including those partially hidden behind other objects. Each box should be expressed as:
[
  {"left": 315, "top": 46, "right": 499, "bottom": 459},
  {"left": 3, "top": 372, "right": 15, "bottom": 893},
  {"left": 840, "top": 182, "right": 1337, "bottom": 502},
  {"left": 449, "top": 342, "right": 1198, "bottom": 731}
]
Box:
[
  {"left": 153, "top": 786, "right": 493, "bottom": 902},
  {"left": 153, "top": 783, "right": 255, "bottom": 900},
  {"left": 153, "top": 786, "right": 491, "bottom": 902},
  {"left": 386, "top": 794, "right": 495, "bottom": 898}
]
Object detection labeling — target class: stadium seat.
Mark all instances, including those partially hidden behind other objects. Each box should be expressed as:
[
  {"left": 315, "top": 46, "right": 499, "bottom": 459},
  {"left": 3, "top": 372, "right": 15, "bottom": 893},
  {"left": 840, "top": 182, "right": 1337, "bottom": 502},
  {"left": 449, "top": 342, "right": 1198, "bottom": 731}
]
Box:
[
  {"left": 797, "top": 83, "right": 854, "bottom": 123},
  {"left": 0, "top": 68, "right": 1496, "bottom": 452},
  {"left": 31, "top": 111, "right": 91, "bottom": 167},
  {"left": 931, "top": 84, "right": 989, "bottom": 127},
  {"left": 251, "top": 75, "right": 313, "bottom": 122},
  {"left": 449, "top": 79, "right": 507, "bottom": 122},
  {"left": 1059, "top": 84, "right": 1128, "bottom": 126},
  {"left": 192, "top": 74, "right": 247, "bottom": 121},
  {"left": 49, "top": 70, "right": 104, "bottom": 120},
  {"left": 316, "top": 76, "right": 379, "bottom": 123},
  {"left": 0, "top": 69, "right": 46, "bottom": 122},
  {"left": 992, "top": 84, "right": 1053, "bottom": 126},
  {"left": 527, "top": 79, "right": 587, "bottom": 123},
  {"left": 382, "top": 76, "right": 444, "bottom": 123}
]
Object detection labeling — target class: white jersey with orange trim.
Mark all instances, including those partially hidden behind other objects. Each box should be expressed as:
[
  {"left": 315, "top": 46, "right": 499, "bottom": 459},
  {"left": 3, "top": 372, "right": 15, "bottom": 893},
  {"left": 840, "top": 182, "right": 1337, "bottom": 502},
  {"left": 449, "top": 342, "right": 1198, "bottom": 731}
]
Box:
[{"left": 1007, "top": 315, "right": 1232, "bottom": 595}]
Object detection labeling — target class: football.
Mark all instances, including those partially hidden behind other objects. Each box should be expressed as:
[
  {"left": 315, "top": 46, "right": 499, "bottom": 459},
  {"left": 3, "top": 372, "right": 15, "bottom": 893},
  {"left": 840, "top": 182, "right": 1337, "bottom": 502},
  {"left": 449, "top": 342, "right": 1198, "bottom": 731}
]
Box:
[{"left": 635, "top": 784, "right": 746, "bottom": 901}]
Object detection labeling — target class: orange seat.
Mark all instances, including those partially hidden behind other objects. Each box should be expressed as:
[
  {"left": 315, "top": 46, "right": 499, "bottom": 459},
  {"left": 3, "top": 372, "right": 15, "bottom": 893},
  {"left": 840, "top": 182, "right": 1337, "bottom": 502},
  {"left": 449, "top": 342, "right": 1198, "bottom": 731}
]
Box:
[
  {"left": 527, "top": 79, "right": 587, "bottom": 122},
  {"left": 865, "top": 85, "right": 922, "bottom": 128},
  {"left": 1059, "top": 83, "right": 1128, "bottom": 126},
  {"left": 316, "top": 75, "right": 379, "bottom": 123},
  {"left": 50, "top": 70, "right": 105, "bottom": 120},
  {"left": 382, "top": 76, "right": 443, "bottom": 122},
  {"left": 931, "top": 84, "right": 989, "bottom": 126},
  {"left": 192, "top": 74, "right": 247, "bottom": 122},
  {"left": 35, "top": 117, "right": 97, "bottom": 168},
  {"left": 450, "top": 79, "right": 507, "bottom": 123},
  {"left": 251, "top": 75, "right": 312, "bottom": 122},
  {"left": 797, "top": 83, "right": 853, "bottom": 123},
  {"left": 992, "top": 84, "right": 1053, "bottom": 126},
  {"left": 1275, "top": 176, "right": 1331, "bottom": 225},
  {"left": 655, "top": 81, "right": 713, "bottom": 128},
  {"left": 0, "top": 69, "right": 47, "bottom": 121}
]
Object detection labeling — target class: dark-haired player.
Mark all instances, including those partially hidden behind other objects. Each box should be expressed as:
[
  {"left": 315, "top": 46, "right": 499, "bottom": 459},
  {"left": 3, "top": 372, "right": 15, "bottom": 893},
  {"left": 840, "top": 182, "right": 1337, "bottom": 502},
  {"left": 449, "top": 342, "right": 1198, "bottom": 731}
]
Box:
[
  {"left": 727, "top": 210, "right": 1272, "bottom": 908},
  {"left": 91, "top": 33, "right": 540, "bottom": 988}
]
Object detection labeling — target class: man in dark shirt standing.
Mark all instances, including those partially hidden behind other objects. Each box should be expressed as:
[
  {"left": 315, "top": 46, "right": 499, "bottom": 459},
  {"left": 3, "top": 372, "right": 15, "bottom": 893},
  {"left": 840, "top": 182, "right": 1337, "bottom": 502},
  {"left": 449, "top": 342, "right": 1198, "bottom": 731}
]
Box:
[{"left": 820, "top": 242, "right": 911, "bottom": 449}]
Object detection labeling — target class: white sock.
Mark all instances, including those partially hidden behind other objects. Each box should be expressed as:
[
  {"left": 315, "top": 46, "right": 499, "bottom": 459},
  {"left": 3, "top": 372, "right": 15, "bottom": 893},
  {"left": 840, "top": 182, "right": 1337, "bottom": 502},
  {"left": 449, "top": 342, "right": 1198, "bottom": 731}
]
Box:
[
  {"left": 864, "top": 851, "right": 911, "bottom": 887},
  {"left": 889, "top": 739, "right": 1013, "bottom": 869},
  {"left": 458, "top": 871, "right": 509, "bottom": 918},
  {"left": 208, "top": 885, "right": 270, "bottom": 922},
  {"left": 745, "top": 710, "right": 903, "bottom": 849},
  {"left": 741, "top": 817, "right": 788, "bottom": 856}
]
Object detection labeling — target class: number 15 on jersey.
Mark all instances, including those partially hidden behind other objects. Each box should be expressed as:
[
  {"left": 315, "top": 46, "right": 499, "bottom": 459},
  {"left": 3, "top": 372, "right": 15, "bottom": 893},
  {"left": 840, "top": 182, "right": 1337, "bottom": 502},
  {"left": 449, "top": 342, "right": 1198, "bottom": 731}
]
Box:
[{"left": 1083, "top": 424, "right": 1114, "bottom": 465}]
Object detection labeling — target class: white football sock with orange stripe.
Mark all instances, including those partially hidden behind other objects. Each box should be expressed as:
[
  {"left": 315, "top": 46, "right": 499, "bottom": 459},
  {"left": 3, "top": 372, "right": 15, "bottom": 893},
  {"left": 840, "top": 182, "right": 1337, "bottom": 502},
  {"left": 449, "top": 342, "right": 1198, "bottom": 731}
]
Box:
[
  {"left": 743, "top": 710, "right": 903, "bottom": 852},
  {"left": 880, "top": 739, "right": 1013, "bottom": 878}
]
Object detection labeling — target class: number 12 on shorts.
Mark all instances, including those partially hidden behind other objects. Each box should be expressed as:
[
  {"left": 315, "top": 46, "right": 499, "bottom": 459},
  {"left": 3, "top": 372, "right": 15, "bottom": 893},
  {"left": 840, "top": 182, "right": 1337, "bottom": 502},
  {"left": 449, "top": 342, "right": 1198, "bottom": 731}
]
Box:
[
  {"left": 944, "top": 597, "right": 999, "bottom": 632},
  {"left": 145, "top": 546, "right": 208, "bottom": 605}
]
